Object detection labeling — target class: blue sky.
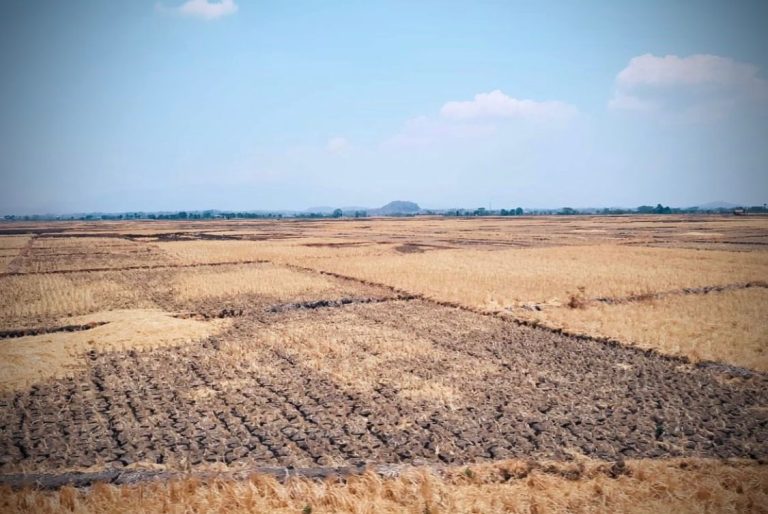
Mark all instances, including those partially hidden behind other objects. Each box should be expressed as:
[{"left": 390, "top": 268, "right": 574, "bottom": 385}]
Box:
[{"left": 1, "top": 0, "right": 767, "bottom": 214}]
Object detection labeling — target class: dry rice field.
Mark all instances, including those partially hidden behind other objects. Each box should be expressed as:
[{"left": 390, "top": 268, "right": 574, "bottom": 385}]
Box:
[{"left": 0, "top": 215, "right": 767, "bottom": 513}]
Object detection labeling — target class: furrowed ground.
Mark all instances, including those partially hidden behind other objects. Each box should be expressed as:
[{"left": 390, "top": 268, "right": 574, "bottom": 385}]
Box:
[{"left": 0, "top": 215, "right": 766, "bottom": 513}]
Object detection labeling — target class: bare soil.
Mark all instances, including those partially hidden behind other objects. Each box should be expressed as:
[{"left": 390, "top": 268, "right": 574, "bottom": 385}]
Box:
[{"left": 1, "top": 300, "right": 765, "bottom": 474}]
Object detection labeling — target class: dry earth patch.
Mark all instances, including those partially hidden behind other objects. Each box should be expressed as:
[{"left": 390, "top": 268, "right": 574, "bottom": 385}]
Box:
[{"left": 0, "top": 309, "right": 229, "bottom": 391}]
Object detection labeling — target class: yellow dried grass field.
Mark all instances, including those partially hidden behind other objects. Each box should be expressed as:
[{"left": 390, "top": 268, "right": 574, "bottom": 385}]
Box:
[
  {"left": 287, "top": 244, "right": 768, "bottom": 309},
  {"left": 517, "top": 287, "right": 768, "bottom": 371},
  {"left": 159, "top": 238, "right": 391, "bottom": 265},
  {"left": 0, "top": 309, "right": 229, "bottom": 391},
  {"left": 171, "top": 263, "right": 337, "bottom": 301},
  {"left": 2, "top": 459, "right": 766, "bottom": 514},
  {"left": 0, "top": 273, "right": 147, "bottom": 328}
]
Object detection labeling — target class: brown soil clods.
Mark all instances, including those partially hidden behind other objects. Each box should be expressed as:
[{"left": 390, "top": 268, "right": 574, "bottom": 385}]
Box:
[{"left": 0, "top": 301, "right": 765, "bottom": 475}]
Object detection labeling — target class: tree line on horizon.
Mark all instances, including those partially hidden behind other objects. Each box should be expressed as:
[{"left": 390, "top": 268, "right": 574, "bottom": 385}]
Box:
[{"left": 3, "top": 203, "right": 767, "bottom": 222}]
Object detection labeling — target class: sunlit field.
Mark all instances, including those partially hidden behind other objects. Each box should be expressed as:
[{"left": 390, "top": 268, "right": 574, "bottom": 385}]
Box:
[{"left": 1, "top": 215, "right": 767, "bottom": 513}]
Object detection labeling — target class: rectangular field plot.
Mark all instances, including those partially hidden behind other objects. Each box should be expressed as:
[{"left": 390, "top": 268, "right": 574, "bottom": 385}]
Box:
[
  {"left": 158, "top": 238, "right": 395, "bottom": 265},
  {"left": 0, "top": 263, "right": 391, "bottom": 330},
  {"left": 0, "top": 235, "right": 31, "bottom": 250},
  {"left": 249, "top": 306, "right": 501, "bottom": 408},
  {"left": 172, "top": 263, "right": 337, "bottom": 301},
  {"left": 517, "top": 287, "right": 768, "bottom": 371},
  {"left": 287, "top": 244, "right": 768, "bottom": 310},
  {"left": 13, "top": 237, "right": 174, "bottom": 273},
  {"left": 169, "top": 262, "right": 395, "bottom": 310},
  {"left": 0, "top": 272, "right": 154, "bottom": 329}
]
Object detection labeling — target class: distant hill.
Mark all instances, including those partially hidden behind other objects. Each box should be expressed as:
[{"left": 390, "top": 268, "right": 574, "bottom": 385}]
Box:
[
  {"left": 373, "top": 200, "right": 421, "bottom": 215},
  {"left": 340, "top": 206, "right": 370, "bottom": 214},
  {"left": 304, "top": 206, "right": 335, "bottom": 214},
  {"left": 303, "top": 200, "right": 422, "bottom": 216},
  {"left": 697, "top": 201, "right": 740, "bottom": 210}
]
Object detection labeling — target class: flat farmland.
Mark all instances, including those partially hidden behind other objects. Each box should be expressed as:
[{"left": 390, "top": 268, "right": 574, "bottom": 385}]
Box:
[{"left": 1, "top": 215, "right": 767, "bottom": 513}]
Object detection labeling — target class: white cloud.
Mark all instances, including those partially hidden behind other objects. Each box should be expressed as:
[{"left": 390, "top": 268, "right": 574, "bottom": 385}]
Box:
[
  {"left": 440, "top": 90, "right": 577, "bottom": 121},
  {"left": 160, "top": 0, "right": 238, "bottom": 20},
  {"left": 617, "top": 54, "right": 765, "bottom": 90},
  {"left": 327, "top": 136, "right": 350, "bottom": 155},
  {"left": 384, "top": 90, "right": 576, "bottom": 149},
  {"left": 610, "top": 54, "right": 768, "bottom": 116},
  {"left": 383, "top": 89, "right": 578, "bottom": 147}
]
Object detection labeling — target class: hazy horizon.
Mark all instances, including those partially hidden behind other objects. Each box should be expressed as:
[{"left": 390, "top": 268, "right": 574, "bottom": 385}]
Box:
[
  {"left": 1, "top": 1, "right": 767, "bottom": 215},
  {"left": 0, "top": 195, "right": 762, "bottom": 217}
]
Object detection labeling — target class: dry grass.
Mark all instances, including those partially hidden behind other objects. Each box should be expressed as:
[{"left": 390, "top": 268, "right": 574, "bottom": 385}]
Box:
[
  {"left": 6, "top": 215, "right": 768, "bottom": 249},
  {"left": 0, "top": 235, "right": 30, "bottom": 272},
  {"left": 171, "top": 263, "right": 337, "bottom": 301},
  {"left": 2, "top": 217, "right": 768, "bottom": 512},
  {"left": 159, "top": 238, "right": 391, "bottom": 265},
  {"left": 0, "top": 309, "right": 229, "bottom": 391},
  {"left": 0, "top": 255, "right": 16, "bottom": 272},
  {"left": 286, "top": 244, "right": 767, "bottom": 369},
  {"left": 517, "top": 288, "right": 768, "bottom": 371},
  {"left": 0, "top": 273, "right": 152, "bottom": 329},
  {"left": 16, "top": 237, "right": 172, "bottom": 273},
  {"left": 159, "top": 239, "right": 768, "bottom": 310},
  {"left": 288, "top": 244, "right": 768, "bottom": 309},
  {"left": 2, "top": 459, "right": 766, "bottom": 514},
  {"left": 61, "top": 231, "right": 768, "bottom": 371},
  {"left": 250, "top": 309, "right": 487, "bottom": 407},
  {"left": 0, "top": 235, "right": 31, "bottom": 249}
]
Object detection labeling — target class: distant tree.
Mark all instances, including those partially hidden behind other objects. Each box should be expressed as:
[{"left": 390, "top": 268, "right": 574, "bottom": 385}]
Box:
[
  {"left": 332, "top": 208, "right": 343, "bottom": 218},
  {"left": 559, "top": 207, "right": 577, "bottom": 215},
  {"left": 515, "top": 207, "right": 524, "bottom": 215}
]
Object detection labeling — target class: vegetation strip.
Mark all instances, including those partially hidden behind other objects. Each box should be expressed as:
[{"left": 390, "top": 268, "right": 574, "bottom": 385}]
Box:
[
  {"left": 0, "top": 259, "right": 270, "bottom": 277},
  {"left": 0, "top": 321, "right": 109, "bottom": 340}
]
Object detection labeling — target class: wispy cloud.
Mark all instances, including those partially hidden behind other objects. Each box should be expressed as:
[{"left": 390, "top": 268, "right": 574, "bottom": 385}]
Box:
[
  {"left": 440, "top": 90, "right": 577, "bottom": 122},
  {"left": 383, "top": 116, "right": 497, "bottom": 149},
  {"left": 158, "top": 0, "right": 238, "bottom": 20},
  {"left": 610, "top": 54, "right": 768, "bottom": 119},
  {"left": 327, "top": 136, "right": 350, "bottom": 155}
]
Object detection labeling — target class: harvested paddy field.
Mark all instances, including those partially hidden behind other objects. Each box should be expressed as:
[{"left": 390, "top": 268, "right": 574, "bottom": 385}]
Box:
[
  {"left": 0, "top": 215, "right": 767, "bottom": 513},
  {"left": 2, "top": 300, "right": 766, "bottom": 474}
]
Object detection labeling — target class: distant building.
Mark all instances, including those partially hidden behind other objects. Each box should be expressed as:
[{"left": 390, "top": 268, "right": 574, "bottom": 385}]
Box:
[{"left": 733, "top": 208, "right": 746, "bottom": 216}]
